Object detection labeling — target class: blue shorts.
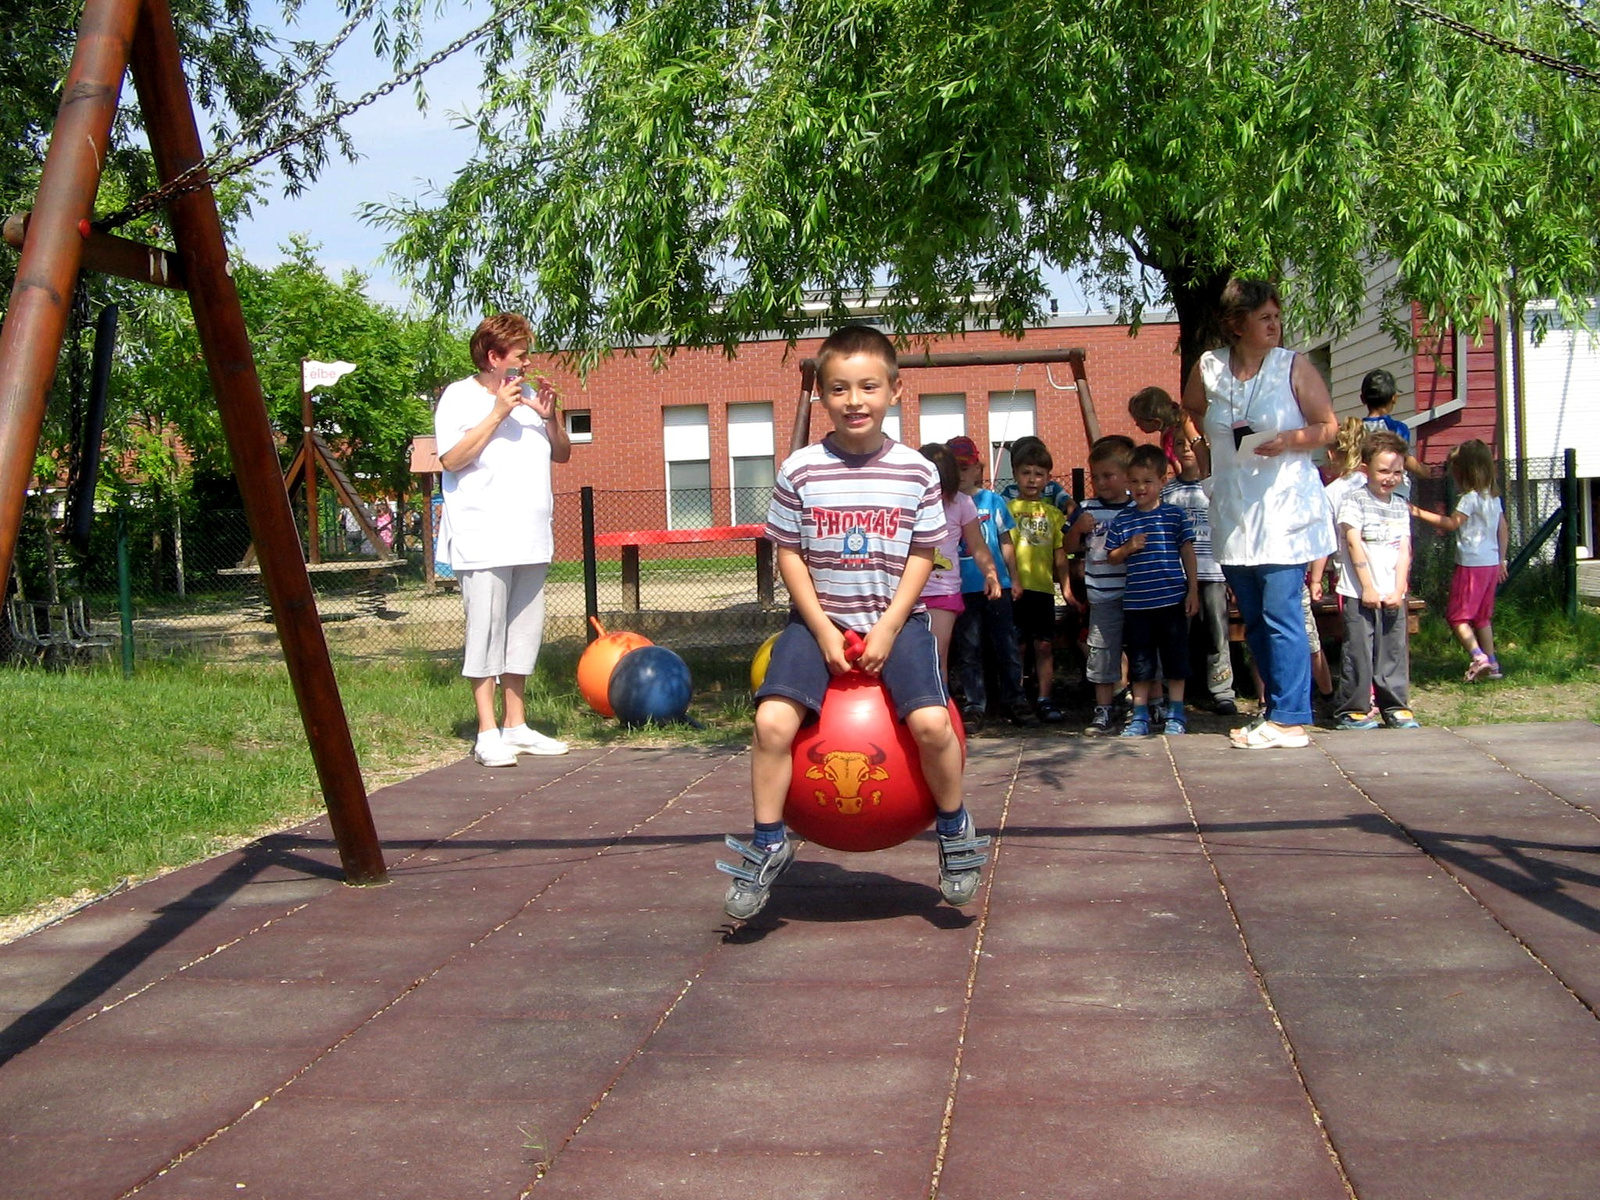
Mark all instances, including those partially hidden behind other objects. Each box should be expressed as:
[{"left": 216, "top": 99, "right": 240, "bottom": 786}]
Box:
[{"left": 755, "top": 614, "right": 947, "bottom": 721}]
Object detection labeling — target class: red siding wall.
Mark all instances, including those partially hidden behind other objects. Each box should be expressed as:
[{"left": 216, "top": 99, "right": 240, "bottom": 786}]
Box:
[
  {"left": 1411, "top": 312, "right": 1501, "bottom": 464},
  {"left": 523, "top": 320, "right": 1185, "bottom": 550}
]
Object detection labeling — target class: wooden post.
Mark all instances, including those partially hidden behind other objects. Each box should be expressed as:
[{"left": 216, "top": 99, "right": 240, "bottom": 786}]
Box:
[
  {"left": 0, "top": 0, "right": 140, "bottom": 593},
  {"left": 130, "top": 0, "right": 385, "bottom": 884},
  {"left": 787, "top": 362, "right": 817, "bottom": 457},
  {"left": 1068, "top": 352, "right": 1101, "bottom": 446}
]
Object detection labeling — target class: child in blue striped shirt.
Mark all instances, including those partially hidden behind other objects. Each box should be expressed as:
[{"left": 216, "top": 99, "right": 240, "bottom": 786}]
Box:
[{"left": 1104, "top": 445, "right": 1199, "bottom": 736}]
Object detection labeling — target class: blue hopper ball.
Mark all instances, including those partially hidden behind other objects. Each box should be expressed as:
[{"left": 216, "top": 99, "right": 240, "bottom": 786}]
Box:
[{"left": 607, "top": 645, "right": 693, "bottom": 726}]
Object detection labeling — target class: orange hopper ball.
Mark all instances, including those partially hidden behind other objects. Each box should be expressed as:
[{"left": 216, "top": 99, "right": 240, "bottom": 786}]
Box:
[
  {"left": 782, "top": 631, "right": 965, "bottom": 853},
  {"left": 578, "top": 618, "right": 653, "bottom": 718}
]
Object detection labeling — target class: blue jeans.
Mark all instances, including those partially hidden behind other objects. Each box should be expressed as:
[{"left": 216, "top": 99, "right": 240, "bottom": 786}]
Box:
[
  {"left": 951, "top": 591, "right": 1028, "bottom": 713},
  {"left": 1222, "top": 563, "right": 1312, "bottom": 726}
]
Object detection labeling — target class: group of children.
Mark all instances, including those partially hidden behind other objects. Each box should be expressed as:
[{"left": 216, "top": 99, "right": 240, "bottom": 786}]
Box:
[
  {"left": 720, "top": 326, "right": 1509, "bottom": 920},
  {"left": 914, "top": 394, "right": 1221, "bottom": 740}
]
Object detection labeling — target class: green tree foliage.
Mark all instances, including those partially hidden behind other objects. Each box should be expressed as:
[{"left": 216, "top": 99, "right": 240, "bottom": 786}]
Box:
[
  {"left": 3, "top": 2, "right": 459, "bottom": 504},
  {"left": 366, "top": 0, "right": 1600, "bottom": 374},
  {"left": 117, "top": 235, "right": 469, "bottom": 500}
]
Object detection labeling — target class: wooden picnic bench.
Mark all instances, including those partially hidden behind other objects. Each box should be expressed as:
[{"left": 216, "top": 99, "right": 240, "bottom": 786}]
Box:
[
  {"left": 218, "top": 560, "right": 404, "bottom": 622},
  {"left": 593, "top": 525, "right": 774, "bottom": 612}
]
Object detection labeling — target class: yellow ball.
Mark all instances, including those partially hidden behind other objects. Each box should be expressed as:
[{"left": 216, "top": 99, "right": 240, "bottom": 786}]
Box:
[{"left": 750, "top": 632, "right": 780, "bottom": 692}]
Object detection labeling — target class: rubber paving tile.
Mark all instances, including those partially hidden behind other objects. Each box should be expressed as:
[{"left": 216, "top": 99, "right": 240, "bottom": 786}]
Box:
[
  {"left": 2, "top": 727, "right": 1599, "bottom": 1200},
  {"left": 936, "top": 1098, "right": 1350, "bottom": 1200}
]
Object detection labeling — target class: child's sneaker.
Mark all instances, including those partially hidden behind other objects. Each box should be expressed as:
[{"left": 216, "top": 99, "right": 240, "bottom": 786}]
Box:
[
  {"left": 717, "top": 835, "right": 795, "bottom": 920},
  {"left": 1007, "top": 702, "right": 1041, "bottom": 728},
  {"left": 1119, "top": 713, "right": 1151, "bottom": 738},
  {"left": 1084, "top": 705, "right": 1115, "bottom": 736},
  {"left": 1036, "top": 700, "right": 1065, "bottom": 724},
  {"left": 1465, "top": 653, "right": 1492, "bottom": 683},
  {"left": 1485, "top": 658, "right": 1504, "bottom": 680},
  {"left": 936, "top": 812, "right": 991, "bottom": 906},
  {"left": 1384, "top": 708, "right": 1421, "bottom": 729},
  {"left": 1163, "top": 714, "right": 1187, "bottom": 736},
  {"left": 1336, "top": 711, "right": 1381, "bottom": 731}
]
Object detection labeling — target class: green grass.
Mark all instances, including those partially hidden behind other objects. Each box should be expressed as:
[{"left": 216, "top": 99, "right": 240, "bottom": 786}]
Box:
[
  {"left": 1407, "top": 587, "right": 1600, "bottom": 725},
  {"left": 0, "top": 646, "right": 759, "bottom": 921}
]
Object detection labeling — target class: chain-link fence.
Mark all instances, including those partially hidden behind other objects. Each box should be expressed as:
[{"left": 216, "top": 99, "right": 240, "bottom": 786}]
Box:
[
  {"left": 5, "top": 485, "right": 791, "bottom": 664},
  {"left": 1406, "top": 455, "right": 1570, "bottom": 611}
]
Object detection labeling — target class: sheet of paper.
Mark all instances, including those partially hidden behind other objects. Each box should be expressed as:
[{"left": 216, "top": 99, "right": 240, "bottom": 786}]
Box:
[{"left": 1236, "top": 429, "right": 1275, "bottom": 459}]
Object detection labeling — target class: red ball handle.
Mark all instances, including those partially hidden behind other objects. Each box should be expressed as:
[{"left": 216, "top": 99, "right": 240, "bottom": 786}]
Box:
[{"left": 842, "top": 628, "right": 865, "bottom": 665}]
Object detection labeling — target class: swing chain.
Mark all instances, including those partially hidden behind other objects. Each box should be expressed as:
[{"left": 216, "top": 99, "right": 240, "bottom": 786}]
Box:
[{"left": 98, "top": 4, "right": 507, "bottom": 232}]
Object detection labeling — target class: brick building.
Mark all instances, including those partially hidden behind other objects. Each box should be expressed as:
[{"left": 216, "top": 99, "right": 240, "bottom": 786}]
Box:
[{"left": 515, "top": 312, "right": 1185, "bottom": 547}]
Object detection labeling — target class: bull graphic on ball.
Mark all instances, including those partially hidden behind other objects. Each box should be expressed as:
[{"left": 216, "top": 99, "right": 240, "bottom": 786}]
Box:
[{"left": 804, "top": 742, "right": 890, "bottom": 814}]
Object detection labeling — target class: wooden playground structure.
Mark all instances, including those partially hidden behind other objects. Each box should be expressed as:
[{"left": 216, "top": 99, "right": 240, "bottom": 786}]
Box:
[{"left": 0, "top": 0, "right": 386, "bottom": 884}]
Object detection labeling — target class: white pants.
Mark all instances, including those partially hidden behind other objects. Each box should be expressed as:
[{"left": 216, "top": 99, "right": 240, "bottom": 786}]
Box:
[{"left": 459, "top": 563, "right": 549, "bottom": 679}]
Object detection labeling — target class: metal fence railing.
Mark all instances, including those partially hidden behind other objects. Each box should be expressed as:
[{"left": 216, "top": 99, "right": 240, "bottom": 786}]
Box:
[{"left": 1406, "top": 454, "right": 1571, "bottom": 613}]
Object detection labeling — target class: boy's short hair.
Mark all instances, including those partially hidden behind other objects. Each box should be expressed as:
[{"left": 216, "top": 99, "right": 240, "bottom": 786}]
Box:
[
  {"left": 1128, "top": 444, "right": 1169, "bottom": 476},
  {"left": 1088, "top": 434, "right": 1136, "bottom": 469},
  {"left": 1362, "top": 430, "right": 1409, "bottom": 465},
  {"left": 816, "top": 324, "right": 899, "bottom": 383},
  {"left": 1360, "top": 368, "right": 1397, "bottom": 410},
  {"left": 1010, "top": 438, "right": 1053, "bottom": 473},
  {"left": 470, "top": 313, "right": 533, "bottom": 369}
]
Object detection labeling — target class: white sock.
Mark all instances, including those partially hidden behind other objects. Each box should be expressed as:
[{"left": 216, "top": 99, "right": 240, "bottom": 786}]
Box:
[
  {"left": 503, "top": 722, "right": 531, "bottom": 738},
  {"left": 476, "top": 729, "right": 503, "bottom": 748}
]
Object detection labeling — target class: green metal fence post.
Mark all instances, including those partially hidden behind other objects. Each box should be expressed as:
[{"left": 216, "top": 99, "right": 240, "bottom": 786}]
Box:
[
  {"left": 1561, "top": 448, "right": 1579, "bottom": 620},
  {"left": 581, "top": 486, "right": 599, "bottom": 641},
  {"left": 115, "top": 498, "right": 133, "bottom": 677}
]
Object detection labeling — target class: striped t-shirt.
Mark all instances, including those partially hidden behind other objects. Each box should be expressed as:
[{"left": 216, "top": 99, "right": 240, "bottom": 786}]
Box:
[
  {"left": 1080, "top": 495, "right": 1134, "bottom": 604},
  {"left": 1104, "top": 502, "right": 1195, "bottom": 611},
  {"left": 1160, "top": 477, "right": 1223, "bottom": 582},
  {"left": 765, "top": 435, "right": 945, "bottom": 633}
]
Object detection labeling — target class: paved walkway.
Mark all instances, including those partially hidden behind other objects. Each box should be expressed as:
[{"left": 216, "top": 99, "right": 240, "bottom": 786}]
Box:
[{"left": 2, "top": 723, "right": 1598, "bottom": 1199}]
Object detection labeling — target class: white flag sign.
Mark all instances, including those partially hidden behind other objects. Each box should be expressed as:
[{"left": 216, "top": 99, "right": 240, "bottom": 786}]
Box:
[{"left": 303, "top": 360, "right": 358, "bottom": 391}]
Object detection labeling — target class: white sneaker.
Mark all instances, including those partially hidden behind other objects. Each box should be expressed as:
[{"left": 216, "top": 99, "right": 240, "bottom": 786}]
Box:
[
  {"left": 501, "top": 726, "right": 570, "bottom": 757},
  {"left": 472, "top": 736, "right": 518, "bottom": 767}
]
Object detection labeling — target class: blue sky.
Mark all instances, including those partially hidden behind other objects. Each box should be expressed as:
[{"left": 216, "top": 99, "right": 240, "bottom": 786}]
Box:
[
  {"left": 228, "top": 3, "right": 1097, "bottom": 316},
  {"left": 228, "top": 4, "right": 488, "bottom": 308}
]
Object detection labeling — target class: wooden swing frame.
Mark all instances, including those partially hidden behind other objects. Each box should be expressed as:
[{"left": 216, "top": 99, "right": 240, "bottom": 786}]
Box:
[{"left": 0, "top": 0, "right": 385, "bottom": 884}]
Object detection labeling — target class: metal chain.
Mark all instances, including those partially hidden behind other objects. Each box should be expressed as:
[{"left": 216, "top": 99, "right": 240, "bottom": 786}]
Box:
[
  {"left": 99, "top": 6, "right": 507, "bottom": 231},
  {"left": 1552, "top": 0, "right": 1600, "bottom": 42},
  {"left": 1394, "top": 0, "right": 1600, "bottom": 87},
  {"left": 213, "top": 0, "right": 383, "bottom": 170}
]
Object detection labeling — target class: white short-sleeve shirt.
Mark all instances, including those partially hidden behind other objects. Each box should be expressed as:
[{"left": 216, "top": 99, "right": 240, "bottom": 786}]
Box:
[
  {"left": 1454, "top": 490, "right": 1504, "bottom": 567},
  {"left": 434, "top": 377, "right": 555, "bottom": 570}
]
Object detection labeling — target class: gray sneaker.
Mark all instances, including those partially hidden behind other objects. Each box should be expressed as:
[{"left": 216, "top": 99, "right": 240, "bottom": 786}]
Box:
[
  {"left": 1084, "top": 705, "right": 1115, "bottom": 736},
  {"left": 716, "top": 835, "right": 795, "bottom": 920},
  {"left": 936, "top": 813, "right": 992, "bottom": 906}
]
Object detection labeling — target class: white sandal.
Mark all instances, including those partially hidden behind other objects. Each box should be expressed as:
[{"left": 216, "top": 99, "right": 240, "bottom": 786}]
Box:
[{"left": 1232, "top": 721, "right": 1310, "bottom": 750}]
